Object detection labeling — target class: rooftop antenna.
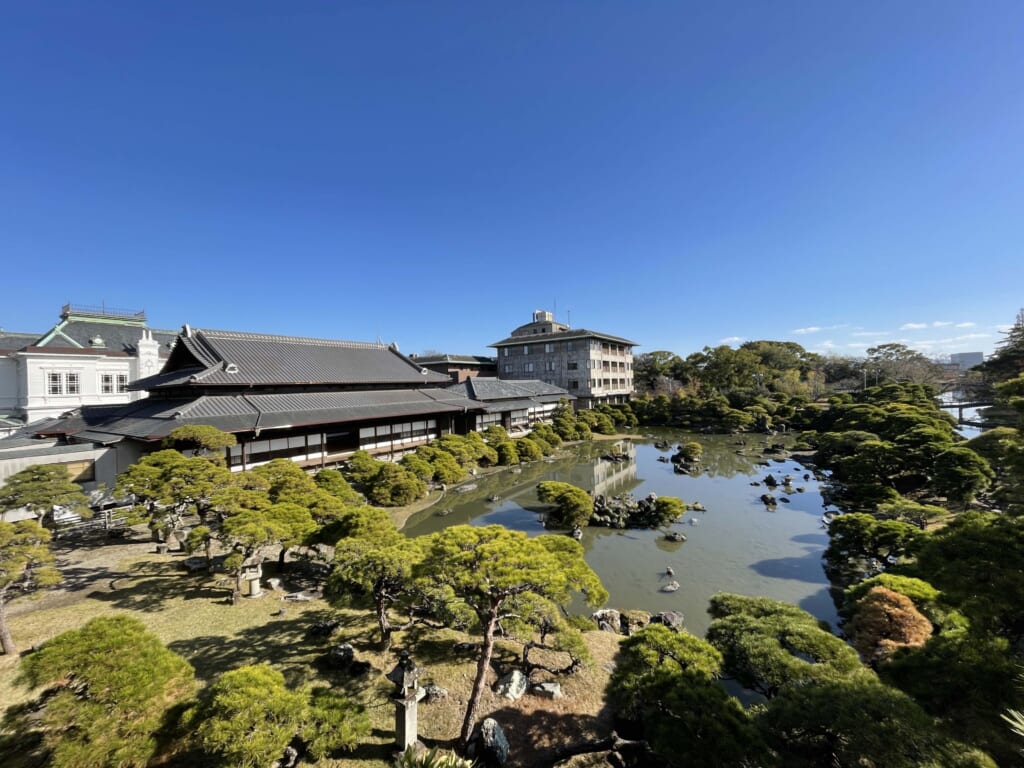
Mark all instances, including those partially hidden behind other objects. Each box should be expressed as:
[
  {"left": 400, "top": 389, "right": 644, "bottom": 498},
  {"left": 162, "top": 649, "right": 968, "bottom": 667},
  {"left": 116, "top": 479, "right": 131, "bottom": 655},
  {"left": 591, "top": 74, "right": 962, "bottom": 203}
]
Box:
[{"left": 567, "top": 308, "right": 571, "bottom": 328}]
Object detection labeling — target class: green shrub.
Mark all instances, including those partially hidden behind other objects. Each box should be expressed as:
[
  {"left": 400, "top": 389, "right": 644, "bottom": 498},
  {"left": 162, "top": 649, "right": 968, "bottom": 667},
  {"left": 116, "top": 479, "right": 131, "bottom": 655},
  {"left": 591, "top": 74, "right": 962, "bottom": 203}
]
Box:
[
  {"left": 515, "top": 437, "right": 544, "bottom": 462},
  {"left": 495, "top": 441, "right": 520, "bottom": 465}
]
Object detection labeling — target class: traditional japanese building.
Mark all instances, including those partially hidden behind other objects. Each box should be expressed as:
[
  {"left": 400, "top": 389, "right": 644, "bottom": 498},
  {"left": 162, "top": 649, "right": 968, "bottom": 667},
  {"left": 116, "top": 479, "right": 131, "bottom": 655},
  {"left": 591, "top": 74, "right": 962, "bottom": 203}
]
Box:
[
  {"left": 446, "top": 377, "right": 573, "bottom": 434},
  {"left": 19, "top": 325, "right": 486, "bottom": 487},
  {"left": 490, "top": 310, "right": 638, "bottom": 409}
]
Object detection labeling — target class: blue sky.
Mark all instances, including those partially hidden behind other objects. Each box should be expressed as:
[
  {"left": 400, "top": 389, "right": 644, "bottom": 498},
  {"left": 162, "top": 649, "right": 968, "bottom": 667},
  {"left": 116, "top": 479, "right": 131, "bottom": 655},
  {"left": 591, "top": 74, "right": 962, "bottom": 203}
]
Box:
[{"left": 2, "top": 2, "right": 1022, "bottom": 360}]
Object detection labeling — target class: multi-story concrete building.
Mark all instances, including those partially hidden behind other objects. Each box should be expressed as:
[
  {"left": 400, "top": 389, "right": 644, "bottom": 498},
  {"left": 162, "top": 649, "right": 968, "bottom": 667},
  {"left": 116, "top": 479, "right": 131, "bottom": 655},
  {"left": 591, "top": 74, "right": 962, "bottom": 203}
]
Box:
[
  {"left": 949, "top": 352, "right": 985, "bottom": 371},
  {"left": 0, "top": 304, "right": 177, "bottom": 431},
  {"left": 490, "top": 310, "right": 637, "bottom": 409}
]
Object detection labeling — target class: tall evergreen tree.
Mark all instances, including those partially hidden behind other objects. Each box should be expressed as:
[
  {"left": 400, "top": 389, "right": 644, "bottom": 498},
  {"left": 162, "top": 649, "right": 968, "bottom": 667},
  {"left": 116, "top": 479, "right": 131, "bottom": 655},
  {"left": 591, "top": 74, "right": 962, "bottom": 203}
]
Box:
[{"left": 0, "top": 519, "right": 61, "bottom": 655}]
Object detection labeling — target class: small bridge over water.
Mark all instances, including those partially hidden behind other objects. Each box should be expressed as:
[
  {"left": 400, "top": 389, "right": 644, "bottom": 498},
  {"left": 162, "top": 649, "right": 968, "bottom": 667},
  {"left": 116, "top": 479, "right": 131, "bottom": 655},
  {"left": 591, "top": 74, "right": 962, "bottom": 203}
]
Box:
[{"left": 939, "top": 399, "right": 995, "bottom": 426}]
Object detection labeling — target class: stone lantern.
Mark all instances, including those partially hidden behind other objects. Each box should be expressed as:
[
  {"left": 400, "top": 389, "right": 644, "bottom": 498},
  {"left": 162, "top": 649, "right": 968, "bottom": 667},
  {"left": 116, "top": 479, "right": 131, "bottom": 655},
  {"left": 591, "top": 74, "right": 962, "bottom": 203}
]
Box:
[
  {"left": 386, "top": 650, "right": 425, "bottom": 750},
  {"left": 239, "top": 557, "right": 263, "bottom": 597}
]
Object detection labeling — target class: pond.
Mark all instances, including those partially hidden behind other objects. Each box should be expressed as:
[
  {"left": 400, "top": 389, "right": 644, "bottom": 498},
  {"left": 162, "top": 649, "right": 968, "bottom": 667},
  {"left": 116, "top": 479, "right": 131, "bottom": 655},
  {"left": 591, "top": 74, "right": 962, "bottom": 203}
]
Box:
[{"left": 403, "top": 431, "right": 840, "bottom": 636}]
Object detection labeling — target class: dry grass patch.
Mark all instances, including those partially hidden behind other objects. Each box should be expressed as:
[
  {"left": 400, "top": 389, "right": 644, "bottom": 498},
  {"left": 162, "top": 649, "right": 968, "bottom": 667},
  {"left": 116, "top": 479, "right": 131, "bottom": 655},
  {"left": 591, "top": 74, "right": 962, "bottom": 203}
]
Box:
[{"left": 2, "top": 533, "right": 624, "bottom": 768}]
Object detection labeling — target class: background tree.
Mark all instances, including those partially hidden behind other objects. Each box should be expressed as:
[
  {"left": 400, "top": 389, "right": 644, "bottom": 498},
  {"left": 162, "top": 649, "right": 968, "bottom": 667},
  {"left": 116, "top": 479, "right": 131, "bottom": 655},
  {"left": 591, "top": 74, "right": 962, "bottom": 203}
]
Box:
[
  {"left": 978, "top": 308, "right": 1024, "bottom": 382},
  {"left": 911, "top": 511, "right": 1024, "bottom": 640},
  {"left": 0, "top": 463, "right": 91, "bottom": 528},
  {"left": 16, "top": 616, "right": 195, "bottom": 768},
  {"left": 193, "top": 663, "right": 308, "bottom": 768},
  {"left": 758, "top": 669, "right": 996, "bottom": 768},
  {"left": 536, "top": 481, "right": 594, "bottom": 528},
  {"left": 314, "top": 467, "right": 364, "bottom": 505},
  {"left": 328, "top": 523, "right": 421, "bottom": 647},
  {"left": 882, "top": 629, "right": 1020, "bottom": 764},
  {"left": 633, "top": 350, "right": 683, "bottom": 393},
  {"left": 0, "top": 519, "right": 61, "bottom": 655},
  {"left": 162, "top": 424, "right": 237, "bottom": 458},
  {"left": 876, "top": 496, "right": 948, "bottom": 530},
  {"left": 823, "top": 513, "right": 921, "bottom": 585},
  {"left": 845, "top": 585, "right": 933, "bottom": 665},
  {"left": 252, "top": 457, "right": 319, "bottom": 502},
  {"left": 416, "top": 525, "right": 607, "bottom": 747},
  {"left": 219, "top": 500, "right": 315, "bottom": 602},
  {"left": 706, "top": 594, "right": 861, "bottom": 699},
  {"left": 115, "top": 449, "right": 231, "bottom": 542},
  {"left": 607, "top": 623, "right": 765, "bottom": 767},
  {"left": 303, "top": 685, "right": 370, "bottom": 760},
  {"left": 866, "top": 342, "right": 944, "bottom": 386}
]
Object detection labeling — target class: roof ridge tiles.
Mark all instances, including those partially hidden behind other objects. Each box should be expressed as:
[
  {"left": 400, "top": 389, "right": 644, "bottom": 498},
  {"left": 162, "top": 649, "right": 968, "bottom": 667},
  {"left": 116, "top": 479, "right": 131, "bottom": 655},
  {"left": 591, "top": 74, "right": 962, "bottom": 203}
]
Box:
[{"left": 196, "top": 328, "right": 390, "bottom": 349}]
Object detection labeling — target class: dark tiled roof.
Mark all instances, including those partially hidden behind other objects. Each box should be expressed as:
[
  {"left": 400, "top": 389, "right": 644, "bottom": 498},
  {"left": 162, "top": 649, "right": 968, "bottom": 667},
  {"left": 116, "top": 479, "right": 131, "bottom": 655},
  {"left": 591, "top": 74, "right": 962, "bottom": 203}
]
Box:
[
  {"left": 34, "top": 388, "right": 485, "bottom": 443},
  {"left": 454, "top": 377, "right": 570, "bottom": 402},
  {"left": 480, "top": 398, "right": 542, "bottom": 413},
  {"left": 36, "top": 320, "right": 177, "bottom": 355},
  {"left": 413, "top": 354, "right": 496, "bottom": 365},
  {"left": 135, "top": 328, "right": 452, "bottom": 389},
  {"left": 489, "top": 327, "right": 638, "bottom": 347},
  {"left": 0, "top": 442, "right": 103, "bottom": 461},
  {"left": 0, "top": 435, "right": 51, "bottom": 452},
  {"left": 0, "top": 332, "right": 40, "bottom": 351}
]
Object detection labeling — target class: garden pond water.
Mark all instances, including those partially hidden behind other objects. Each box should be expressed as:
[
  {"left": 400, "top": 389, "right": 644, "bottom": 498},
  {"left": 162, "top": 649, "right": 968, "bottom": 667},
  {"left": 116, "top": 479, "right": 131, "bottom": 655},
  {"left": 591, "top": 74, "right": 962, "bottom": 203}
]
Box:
[{"left": 403, "top": 430, "right": 840, "bottom": 636}]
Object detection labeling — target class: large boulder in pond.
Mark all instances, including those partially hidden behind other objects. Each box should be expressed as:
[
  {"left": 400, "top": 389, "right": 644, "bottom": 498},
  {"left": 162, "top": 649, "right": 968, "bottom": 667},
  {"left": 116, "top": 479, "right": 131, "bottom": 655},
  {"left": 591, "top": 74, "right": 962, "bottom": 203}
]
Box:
[
  {"left": 592, "top": 608, "right": 622, "bottom": 633},
  {"left": 495, "top": 670, "right": 528, "bottom": 701},
  {"left": 651, "top": 611, "right": 685, "bottom": 631}
]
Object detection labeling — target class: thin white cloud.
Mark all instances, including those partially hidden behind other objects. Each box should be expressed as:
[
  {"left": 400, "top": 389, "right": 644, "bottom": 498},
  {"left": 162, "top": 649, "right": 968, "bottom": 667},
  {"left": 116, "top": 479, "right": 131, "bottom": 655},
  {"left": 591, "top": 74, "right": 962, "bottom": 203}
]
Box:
[
  {"left": 955, "top": 322, "right": 976, "bottom": 328},
  {"left": 792, "top": 324, "right": 848, "bottom": 335},
  {"left": 900, "top": 322, "right": 928, "bottom": 330},
  {"left": 851, "top": 330, "right": 890, "bottom": 337},
  {"left": 720, "top": 336, "right": 744, "bottom": 345},
  {"left": 953, "top": 333, "right": 989, "bottom": 341}
]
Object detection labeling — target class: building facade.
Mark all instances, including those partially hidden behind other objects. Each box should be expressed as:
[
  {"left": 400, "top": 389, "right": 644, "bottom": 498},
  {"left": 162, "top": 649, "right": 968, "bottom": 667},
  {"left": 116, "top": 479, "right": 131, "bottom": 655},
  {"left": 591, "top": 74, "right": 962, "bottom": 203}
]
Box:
[
  {"left": 490, "top": 310, "right": 637, "bottom": 409},
  {"left": 0, "top": 304, "right": 177, "bottom": 430},
  {"left": 949, "top": 352, "right": 985, "bottom": 371}
]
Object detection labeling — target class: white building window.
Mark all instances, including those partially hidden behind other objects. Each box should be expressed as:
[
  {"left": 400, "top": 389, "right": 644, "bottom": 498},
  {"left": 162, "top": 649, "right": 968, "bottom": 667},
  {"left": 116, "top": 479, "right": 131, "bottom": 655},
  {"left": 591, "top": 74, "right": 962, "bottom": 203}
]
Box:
[
  {"left": 48, "top": 372, "right": 63, "bottom": 395},
  {"left": 101, "top": 374, "right": 114, "bottom": 393},
  {"left": 544, "top": 361, "right": 556, "bottom": 372},
  {"left": 525, "top": 363, "right": 535, "bottom": 373},
  {"left": 65, "top": 373, "right": 80, "bottom": 395},
  {"left": 503, "top": 364, "right": 512, "bottom": 374},
  {"left": 522, "top": 345, "right": 530, "bottom": 355},
  {"left": 544, "top": 343, "right": 554, "bottom": 353},
  {"left": 117, "top": 374, "right": 129, "bottom": 393},
  {"left": 503, "top": 348, "right": 510, "bottom": 358}
]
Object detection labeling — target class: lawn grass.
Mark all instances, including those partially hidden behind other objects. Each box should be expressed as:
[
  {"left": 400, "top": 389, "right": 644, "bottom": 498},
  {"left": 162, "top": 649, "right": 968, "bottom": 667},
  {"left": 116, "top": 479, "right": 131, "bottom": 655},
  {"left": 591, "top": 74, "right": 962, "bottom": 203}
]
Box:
[{"left": 1, "top": 535, "right": 620, "bottom": 768}]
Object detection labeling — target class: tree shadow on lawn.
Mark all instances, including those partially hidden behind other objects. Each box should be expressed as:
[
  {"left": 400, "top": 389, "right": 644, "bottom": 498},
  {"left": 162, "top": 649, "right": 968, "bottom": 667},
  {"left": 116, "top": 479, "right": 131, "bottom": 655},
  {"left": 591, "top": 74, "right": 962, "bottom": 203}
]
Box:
[
  {"left": 85, "top": 560, "right": 228, "bottom": 612},
  {"left": 484, "top": 702, "right": 616, "bottom": 768},
  {"left": 52, "top": 564, "right": 123, "bottom": 594},
  {"left": 166, "top": 608, "right": 389, "bottom": 694}
]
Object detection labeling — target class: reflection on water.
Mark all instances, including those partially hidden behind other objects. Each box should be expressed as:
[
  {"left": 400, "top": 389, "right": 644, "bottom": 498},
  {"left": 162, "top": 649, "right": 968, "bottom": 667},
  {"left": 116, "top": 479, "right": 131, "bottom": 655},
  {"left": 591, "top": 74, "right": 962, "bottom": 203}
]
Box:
[{"left": 403, "top": 431, "right": 839, "bottom": 636}]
